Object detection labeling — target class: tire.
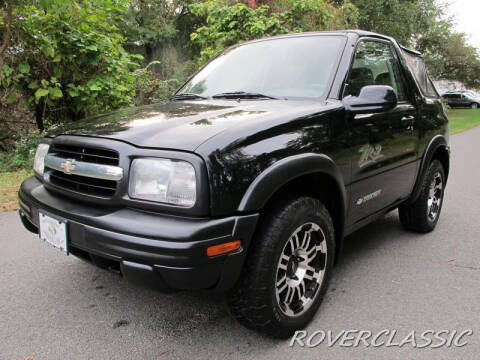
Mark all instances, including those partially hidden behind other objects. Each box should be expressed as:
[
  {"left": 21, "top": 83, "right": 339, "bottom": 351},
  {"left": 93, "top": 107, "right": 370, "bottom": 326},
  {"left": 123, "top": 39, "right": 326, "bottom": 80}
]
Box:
[
  {"left": 227, "top": 196, "right": 335, "bottom": 338},
  {"left": 399, "top": 159, "right": 445, "bottom": 233},
  {"left": 472, "top": 103, "right": 479, "bottom": 109}
]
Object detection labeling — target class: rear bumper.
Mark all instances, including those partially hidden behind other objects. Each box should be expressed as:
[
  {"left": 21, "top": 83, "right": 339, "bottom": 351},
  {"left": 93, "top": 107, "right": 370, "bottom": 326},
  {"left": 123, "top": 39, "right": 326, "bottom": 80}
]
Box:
[{"left": 18, "top": 176, "right": 258, "bottom": 292}]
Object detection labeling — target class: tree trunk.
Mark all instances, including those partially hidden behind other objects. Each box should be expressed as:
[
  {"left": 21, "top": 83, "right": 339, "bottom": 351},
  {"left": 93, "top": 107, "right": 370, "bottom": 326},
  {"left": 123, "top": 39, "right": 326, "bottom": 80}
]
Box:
[
  {"left": 145, "top": 43, "right": 154, "bottom": 64},
  {"left": 69, "top": 108, "right": 85, "bottom": 122},
  {"left": 34, "top": 105, "right": 44, "bottom": 131}
]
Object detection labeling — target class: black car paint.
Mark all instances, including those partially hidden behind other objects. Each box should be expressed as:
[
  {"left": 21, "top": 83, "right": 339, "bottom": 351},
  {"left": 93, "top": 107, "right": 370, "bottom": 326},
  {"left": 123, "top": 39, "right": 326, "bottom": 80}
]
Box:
[
  {"left": 19, "top": 175, "right": 258, "bottom": 291},
  {"left": 19, "top": 30, "right": 450, "bottom": 291}
]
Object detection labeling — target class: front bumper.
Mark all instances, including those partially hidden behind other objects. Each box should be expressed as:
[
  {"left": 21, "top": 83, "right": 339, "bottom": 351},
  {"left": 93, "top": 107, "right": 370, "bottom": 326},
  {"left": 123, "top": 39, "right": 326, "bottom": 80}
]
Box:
[{"left": 18, "top": 176, "right": 258, "bottom": 292}]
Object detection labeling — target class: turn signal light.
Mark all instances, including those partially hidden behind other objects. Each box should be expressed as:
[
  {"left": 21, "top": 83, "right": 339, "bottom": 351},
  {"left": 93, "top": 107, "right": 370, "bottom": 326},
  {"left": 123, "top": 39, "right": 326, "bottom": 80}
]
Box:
[{"left": 207, "top": 240, "right": 241, "bottom": 257}]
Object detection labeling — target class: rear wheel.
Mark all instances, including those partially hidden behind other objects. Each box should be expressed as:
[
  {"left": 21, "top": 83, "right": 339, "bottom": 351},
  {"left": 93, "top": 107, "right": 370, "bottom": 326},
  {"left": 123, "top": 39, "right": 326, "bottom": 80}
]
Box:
[
  {"left": 227, "top": 196, "right": 335, "bottom": 338},
  {"left": 399, "top": 159, "right": 445, "bottom": 233}
]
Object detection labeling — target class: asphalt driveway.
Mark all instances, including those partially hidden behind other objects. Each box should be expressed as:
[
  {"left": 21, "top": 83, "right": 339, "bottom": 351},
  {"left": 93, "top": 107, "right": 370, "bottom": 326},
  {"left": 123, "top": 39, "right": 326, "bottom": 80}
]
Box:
[{"left": 1, "top": 126, "right": 479, "bottom": 360}]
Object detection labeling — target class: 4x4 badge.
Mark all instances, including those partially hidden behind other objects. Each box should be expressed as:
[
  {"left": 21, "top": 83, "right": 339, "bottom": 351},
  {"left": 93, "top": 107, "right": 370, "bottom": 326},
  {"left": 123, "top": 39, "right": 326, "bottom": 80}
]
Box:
[{"left": 358, "top": 144, "right": 384, "bottom": 168}]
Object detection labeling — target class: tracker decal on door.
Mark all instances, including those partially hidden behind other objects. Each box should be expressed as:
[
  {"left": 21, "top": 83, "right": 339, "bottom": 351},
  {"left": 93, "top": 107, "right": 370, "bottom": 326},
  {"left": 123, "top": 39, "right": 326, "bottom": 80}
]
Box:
[{"left": 356, "top": 189, "right": 383, "bottom": 206}]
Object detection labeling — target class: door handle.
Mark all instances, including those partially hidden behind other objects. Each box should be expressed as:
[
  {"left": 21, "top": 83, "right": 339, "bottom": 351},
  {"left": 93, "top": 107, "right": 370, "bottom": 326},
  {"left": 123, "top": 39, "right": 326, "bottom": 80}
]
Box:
[
  {"left": 401, "top": 115, "right": 415, "bottom": 130},
  {"left": 401, "top": 115, "right": 415, "bottom": 122}
]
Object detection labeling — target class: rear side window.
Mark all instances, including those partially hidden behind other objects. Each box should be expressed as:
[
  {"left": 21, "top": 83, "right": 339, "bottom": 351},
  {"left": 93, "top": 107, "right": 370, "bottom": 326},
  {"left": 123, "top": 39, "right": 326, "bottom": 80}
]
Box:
[
  {"left": 402, "top": 50, "right": 438, "bottom": 98},
  {"left": 344, "top": 40, "right": 407, "bottom": 102}
]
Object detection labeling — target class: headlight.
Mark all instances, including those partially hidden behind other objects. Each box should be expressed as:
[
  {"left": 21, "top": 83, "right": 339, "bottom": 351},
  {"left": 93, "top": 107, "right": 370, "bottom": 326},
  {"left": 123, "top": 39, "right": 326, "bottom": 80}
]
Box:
[
  {"left": 33, "top": 143, "right": 50, "bottom": 176},
  {"left": 129, "top": 158, "right": 196, "bottom": 207}
]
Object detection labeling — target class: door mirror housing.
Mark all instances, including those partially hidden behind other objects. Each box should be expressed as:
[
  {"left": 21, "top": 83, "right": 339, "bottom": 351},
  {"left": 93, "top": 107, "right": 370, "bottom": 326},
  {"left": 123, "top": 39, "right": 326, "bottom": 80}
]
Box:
[{"left": 343, "top": 85, "right": 397, "bottom": 114}]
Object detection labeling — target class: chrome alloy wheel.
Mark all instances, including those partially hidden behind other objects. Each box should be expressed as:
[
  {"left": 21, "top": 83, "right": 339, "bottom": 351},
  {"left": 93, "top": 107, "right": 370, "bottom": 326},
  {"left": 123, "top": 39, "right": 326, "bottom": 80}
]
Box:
[
  {"left": 427, "top": 171, "right": 443, "bottom": 221},
  {"left": 275, "top": 222, "right": 327, "bottom": 317}
]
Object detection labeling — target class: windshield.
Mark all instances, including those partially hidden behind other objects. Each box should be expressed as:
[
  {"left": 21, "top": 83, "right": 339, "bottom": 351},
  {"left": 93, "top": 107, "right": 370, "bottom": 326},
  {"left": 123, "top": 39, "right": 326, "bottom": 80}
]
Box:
[{"left": 177, "top": 36, "right": 345, "bottom": 99}]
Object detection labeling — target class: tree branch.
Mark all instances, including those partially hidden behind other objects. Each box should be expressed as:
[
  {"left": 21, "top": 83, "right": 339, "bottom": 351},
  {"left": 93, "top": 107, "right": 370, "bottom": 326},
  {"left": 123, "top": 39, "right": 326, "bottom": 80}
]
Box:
[{"left": 0, "top": 0, "right": 13, "bottom": 71}]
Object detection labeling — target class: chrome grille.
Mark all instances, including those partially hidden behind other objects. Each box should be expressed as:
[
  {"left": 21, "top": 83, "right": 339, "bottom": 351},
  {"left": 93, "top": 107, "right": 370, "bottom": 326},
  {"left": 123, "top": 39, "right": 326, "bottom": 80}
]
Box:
[
  {"left": 50, "top": 144, "right": 119, "bottom": 166},
  {"left": 46, "top": 143, "right": 121, "bottom": 198},
  {"left": 49, "top": 171, "right": 117, "bottom": 197}
]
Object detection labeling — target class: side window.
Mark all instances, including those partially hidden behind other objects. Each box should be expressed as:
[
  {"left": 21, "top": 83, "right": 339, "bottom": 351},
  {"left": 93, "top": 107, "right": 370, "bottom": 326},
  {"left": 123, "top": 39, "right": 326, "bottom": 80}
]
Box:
[
  {"left": 344, "top": 40, "right": 407, "bottom": 102},
  {"left": 402, "top": 50, "right": 438, "bottom": 98}
]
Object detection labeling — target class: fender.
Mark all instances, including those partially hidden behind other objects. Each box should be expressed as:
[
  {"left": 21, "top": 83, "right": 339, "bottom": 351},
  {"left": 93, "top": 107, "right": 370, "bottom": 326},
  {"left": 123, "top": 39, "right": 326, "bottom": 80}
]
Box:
[
  {"left": 408, "top": 134, "right": 450, "bottom": 204},
  {"left": 238, "top": 153, "right": 347, "bottom": 218}
]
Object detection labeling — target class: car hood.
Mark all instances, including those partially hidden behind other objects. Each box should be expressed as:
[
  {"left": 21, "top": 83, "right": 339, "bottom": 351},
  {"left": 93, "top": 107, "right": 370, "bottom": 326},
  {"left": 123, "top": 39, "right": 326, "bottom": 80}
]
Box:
[{"left": 48, "top": 100, "right": 337, "bottom": 151}]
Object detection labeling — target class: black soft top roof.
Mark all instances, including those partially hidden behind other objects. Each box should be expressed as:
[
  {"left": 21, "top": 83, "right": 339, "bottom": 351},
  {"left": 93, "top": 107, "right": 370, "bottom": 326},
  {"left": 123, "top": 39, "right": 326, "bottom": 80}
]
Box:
[
  {"left": 401, "top": 47, "right": 438, "bottom": 97},
  {"left": 252, "top": 29, "right": 426, "bottom": 56},
  {"left": 400, "top": 45, "right": 423, "bottom": 57}
]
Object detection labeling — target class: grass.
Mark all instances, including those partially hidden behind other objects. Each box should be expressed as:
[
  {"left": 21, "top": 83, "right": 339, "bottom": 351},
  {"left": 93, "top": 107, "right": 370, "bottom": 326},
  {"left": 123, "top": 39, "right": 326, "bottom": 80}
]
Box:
[
  {"left": 0, "top": 110, "right": 479, "bottom": 213},
  {"left": 448, "top": 108, "right": 480, "bottom": 134},
  {"left": 0, "top": 169, "right": 31, "bottom": 212}
]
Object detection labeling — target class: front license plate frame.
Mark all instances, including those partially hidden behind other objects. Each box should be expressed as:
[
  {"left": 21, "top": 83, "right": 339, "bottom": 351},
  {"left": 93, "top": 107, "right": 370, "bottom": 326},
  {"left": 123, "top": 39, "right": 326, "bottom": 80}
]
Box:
[{"left": 39, "top": 211, "right": 68, "bottom": 255}]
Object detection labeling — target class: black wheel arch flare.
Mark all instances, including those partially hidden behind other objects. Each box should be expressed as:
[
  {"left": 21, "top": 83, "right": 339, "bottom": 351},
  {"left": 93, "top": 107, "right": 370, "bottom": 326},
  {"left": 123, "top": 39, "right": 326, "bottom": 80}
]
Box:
[
  {"left": 237, "top": 153, "right": 347, "bottom": 262},
  {"left": 409, "top": 135, "right": 450, "bottom": 204}
]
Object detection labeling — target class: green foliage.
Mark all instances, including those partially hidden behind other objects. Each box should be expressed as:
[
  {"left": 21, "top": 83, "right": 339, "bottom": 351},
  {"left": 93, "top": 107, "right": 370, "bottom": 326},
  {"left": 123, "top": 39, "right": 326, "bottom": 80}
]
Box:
[
  {"left": 5, "top": 0, "right": 141, "bottom": 129},
  {"left": 417, "top": 27, "right": 480, "bottom": 88},
  {"left": 447, "top": 109, "right": 480, "bottom": 135},
  {"left": 122, "top": 0, "right": 197, "bottom": 50},
  {"left": 132, "top": 60, "right": 197, "bottom": 105},
  {"left": 123, "top": 0, "right": 181, "bottom": 46},
  {"left": 121, "top": 0, "right": 202, "bottom": 78},
  {"left": 190, "top": 2, "right": 287, "bottom": 63},
  {"left": 351, "top": 0, "right": 437, "bottom": 46},
  {"left": 190, "top": 0, "right": 357, "bottom": 64},
  {"left": 348, "top": 0, "right": 480, "bottom": 87},
  {"left": 0, "top": 132, "right": 44, "bottom": 172}
]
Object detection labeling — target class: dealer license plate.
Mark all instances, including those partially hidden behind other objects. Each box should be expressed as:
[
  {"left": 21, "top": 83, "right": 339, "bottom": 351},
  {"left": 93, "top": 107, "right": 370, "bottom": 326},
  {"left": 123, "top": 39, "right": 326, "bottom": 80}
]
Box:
[{"left": 39, "top": 212, "right": 68, "bottom": 254}]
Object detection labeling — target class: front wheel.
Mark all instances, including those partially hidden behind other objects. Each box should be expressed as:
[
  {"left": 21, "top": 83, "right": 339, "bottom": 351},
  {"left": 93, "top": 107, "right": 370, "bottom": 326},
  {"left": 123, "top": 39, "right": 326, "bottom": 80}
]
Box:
[
  {"left": 227, "top": 197, "right": 335, "bottom": 338},
  {"left": 472, "top": 103, "right": 479, "bottom": 109},
  {"left": 399, "top": 159, "right": 445, "bottom": 233}
]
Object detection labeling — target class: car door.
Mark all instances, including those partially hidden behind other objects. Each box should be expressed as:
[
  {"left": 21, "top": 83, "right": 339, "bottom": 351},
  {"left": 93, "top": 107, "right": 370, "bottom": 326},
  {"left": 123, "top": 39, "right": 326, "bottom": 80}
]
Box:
[
  {"left": 446, "top": 94, "right": 454, "bottom": 107},
  {"left": 448, "top": 94, "right": 457, "bottom": 107},
  {"left": 443, "top": 94, "right": 452, "bottom": 106},
  {"left": 344, "top": 39, "right": 418, "bottom": 225},
  {"left": 452, "top": 94, "right": 461, "bottom": 107}
]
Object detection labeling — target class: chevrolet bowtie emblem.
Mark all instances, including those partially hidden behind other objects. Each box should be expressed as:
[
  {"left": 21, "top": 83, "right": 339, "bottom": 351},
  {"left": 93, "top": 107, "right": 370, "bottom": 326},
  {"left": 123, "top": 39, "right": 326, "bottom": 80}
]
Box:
[{"left": 60, "top": 159, "right": 76, "bottom": 175}]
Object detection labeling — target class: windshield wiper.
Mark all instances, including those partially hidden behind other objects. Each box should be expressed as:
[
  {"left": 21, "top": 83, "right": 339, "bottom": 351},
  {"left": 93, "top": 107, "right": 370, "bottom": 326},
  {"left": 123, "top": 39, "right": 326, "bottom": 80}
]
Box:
[
  {"left": 170, "top": 93, "right": 208, "bottom": 101},
  {"left": 212, "top": 91, "right": 277, "bottom": 100}
]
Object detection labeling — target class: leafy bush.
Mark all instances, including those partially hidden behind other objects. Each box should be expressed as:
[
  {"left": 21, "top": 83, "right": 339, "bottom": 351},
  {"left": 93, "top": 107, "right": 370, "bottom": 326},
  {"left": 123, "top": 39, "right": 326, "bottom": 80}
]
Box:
[
  {"left": 0, "top": 132, "right": 44, "bottom": 172},
  {"left": 3, "top": 0, "right": 142, "bottom": 130},
  {"left": 190, "top": 2, "right": 288, "bottom": 63},
  {"left": 190, "top": 0, "right": 357, "bottom": 64},
  {"left": 132, "top": 60, "right": 197, "bottom": 105}
]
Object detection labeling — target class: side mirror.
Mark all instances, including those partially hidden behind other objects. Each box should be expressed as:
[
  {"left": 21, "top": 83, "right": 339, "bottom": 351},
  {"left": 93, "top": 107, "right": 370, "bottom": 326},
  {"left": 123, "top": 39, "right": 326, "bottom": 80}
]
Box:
[{"left": 343, "top": 85, "right": 397, "bottom": 114}]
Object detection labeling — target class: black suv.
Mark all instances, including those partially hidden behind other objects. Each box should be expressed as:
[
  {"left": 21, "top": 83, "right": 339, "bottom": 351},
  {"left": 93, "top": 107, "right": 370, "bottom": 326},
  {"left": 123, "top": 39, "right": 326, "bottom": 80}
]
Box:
[
  {"left": 442, "top": 91, "right": 480, "bottom": 109},
  {"left": 19, "top": 31, "right": 450, "bottom": 338}
]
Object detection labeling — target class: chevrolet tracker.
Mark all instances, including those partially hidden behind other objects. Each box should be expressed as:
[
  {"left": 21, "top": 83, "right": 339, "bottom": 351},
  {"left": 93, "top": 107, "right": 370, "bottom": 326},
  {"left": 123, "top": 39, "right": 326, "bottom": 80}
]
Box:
[{"left": 19, "top": 30, "right": 450, "bottom": 338}]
